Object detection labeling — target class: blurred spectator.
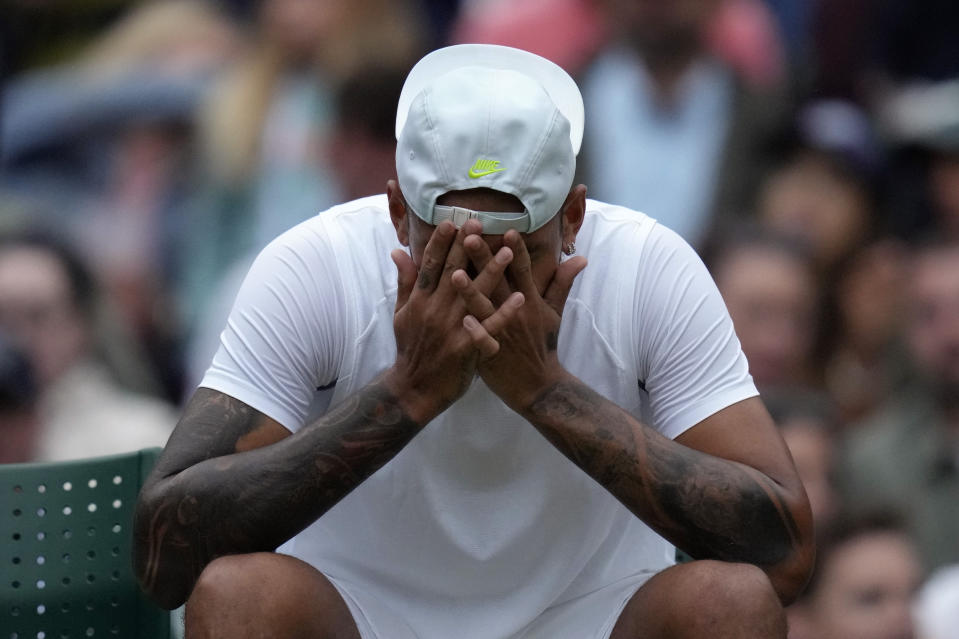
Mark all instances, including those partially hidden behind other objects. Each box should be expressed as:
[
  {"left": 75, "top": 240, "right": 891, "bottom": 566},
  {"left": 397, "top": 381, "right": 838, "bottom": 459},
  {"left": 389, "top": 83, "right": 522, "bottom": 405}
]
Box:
[
  {"left": 764, "top": 388, "right": 840, "bottom": 530},
  {"left": 762, "top": 0, "right": 814, "bottom": 74},
  {"left": 578, "top": 0, "right": 791, "bottom": 247},
  {"left": 179, "top": 0, "right": 425, "bottom": 333},
  {"left": 754, "top": 99, "right": 912, "bottom": 424},
  {"left": 452, "top": 0, "right": 784, "bottom": 87},
  {"left": 0, "top": 331, "right": 41, "bottom": 464},
  {"left": 809, "top": 0, "right": 959, "bottom": 106},
  {"left": 878, "top": 80, "right": 959, "bottom": 243},
  {"left": 704, "top": 226, "right": 819, "bottom": 391},
  {"left": 0, "top": 230, "right": 176, "bottom": 462},
  {"left": 787, "top": 511, "right": 923, "bottom": 639},
  {"left": 755, "top": 99, "right": 884, "bottom": 281},
  {"left": 707, "top": 0, "right": 786, "bottom": 90},
  {"left": 928, "top": 145, "right": 959, "bottom": 241},
  {"left": 326, "top": 66, "right": 408, "bottom": 201},
  {"left": 183, "top": 63, "right": 409, "bottom": 395},
  {"left": 870, "top": 0, "right": 959, "bottom": 86},
  {"left": 810, "top": 0, "right": 879, "bottom": 104},
  {"left": 821, "top": 239, "right": 911, "bottom": 425},
  {"left": 914, "top": 564, "right": 959, "bottom": 639},
  {"left": 417, "top": 0, "right": 464, "bottom": 49},
  {"left": 755, "top": 149, "right": 873, "bottom": 278},
  {"left": 1, "top": 0, "right": 131, "bottom": 75},
  {"left": 1, "top": 0, "right": 243, "bottom": 401},
  {"left": 838, "top": 240, "right": 959, "bottom": 571},
  {"left": 450, "top": 0, "right": 605, "bottom": 75}
]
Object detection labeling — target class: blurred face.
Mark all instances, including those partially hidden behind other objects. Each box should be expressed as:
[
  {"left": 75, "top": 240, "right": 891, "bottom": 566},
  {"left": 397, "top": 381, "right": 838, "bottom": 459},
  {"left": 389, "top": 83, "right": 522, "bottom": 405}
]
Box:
[
  {"left": 327, "top": 126, "right": 396, "bottom": 201},
  {"left": 905, "top": 246, "right": 959, "bottom": 392},
  {"left": 715, "top": 246, "right": 817, "bottom": 387},
  {"left": 780, "top": 418, "right": 836, "bottom": 527},
  {"left": 602, "top": 0, "right": 719, "bottom": 62},
  {"left": 835, "top": 240, "right": 908, "bottom": 355},
  {"left": 0, "top": 247, "right": 88, "bottom": 387},
  {"left": 806, "top": 532, "right": 922, "bottom": 639},
  {"left": 260, "top": 0, "right": 347, "bottom": 63},
  {"left": 759, "top": 155, "right": 869, "bottom": 271}
]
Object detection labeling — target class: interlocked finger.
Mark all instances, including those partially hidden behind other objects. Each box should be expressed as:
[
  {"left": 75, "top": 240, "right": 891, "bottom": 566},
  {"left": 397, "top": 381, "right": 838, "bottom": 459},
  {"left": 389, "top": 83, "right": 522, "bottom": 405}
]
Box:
[
  {"left": 502, "top": 230, "right": 536, "bottom": 298},
  {"left": 461, "top": 292, "right": 525, "bottom": 360},
  {"left": 464, "top": 235, "right": 513, "bottom": 305},
  {"left": 480, "top": 291, "right": 525, "bottom": 341},
  {"left": 439, "top": 222, "right": 476, "bottom": 289},
  {"left": 416, "top": 221, "right": 457, "bottom": 293},
  {"left": 452, "top": 268, "right": 496, "bottom": 321},
  {"left": 463, "top": 315, "right": 499, "bottom": 359}
]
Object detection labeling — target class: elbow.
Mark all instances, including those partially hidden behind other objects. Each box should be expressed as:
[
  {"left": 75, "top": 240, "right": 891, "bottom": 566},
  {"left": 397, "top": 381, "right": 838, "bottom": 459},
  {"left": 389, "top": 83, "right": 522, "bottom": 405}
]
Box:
[
  {"left": 133, "top": 490, "right": 195, "bottom": 610},
  {"left": 136, "top": 571, "right": 191, "bottom": 612},
  {"left": 766, "top": 503, "right": 816, "bottom": 605},
  {"left": 766, "top": 535, "right": 815, "bottom": 605},
  {"left": 762, "top": 475, "right": 817, "bottom": 605},
  {"left": 134, "top": 557, "right": 192, "bottom": 611}
]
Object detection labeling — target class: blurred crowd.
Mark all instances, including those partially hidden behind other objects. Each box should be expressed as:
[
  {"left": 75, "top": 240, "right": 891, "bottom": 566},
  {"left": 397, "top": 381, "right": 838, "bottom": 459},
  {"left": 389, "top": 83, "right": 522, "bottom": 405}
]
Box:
[{"left": 1, "top": 0, "right": 958, "bottom": 636}]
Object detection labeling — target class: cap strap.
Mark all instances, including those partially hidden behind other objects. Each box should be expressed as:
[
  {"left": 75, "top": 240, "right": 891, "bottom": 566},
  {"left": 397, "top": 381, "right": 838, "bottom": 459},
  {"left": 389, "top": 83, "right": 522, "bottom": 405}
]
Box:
[{"left": 432, "top": 205, "right": 531, "bottom": 234}]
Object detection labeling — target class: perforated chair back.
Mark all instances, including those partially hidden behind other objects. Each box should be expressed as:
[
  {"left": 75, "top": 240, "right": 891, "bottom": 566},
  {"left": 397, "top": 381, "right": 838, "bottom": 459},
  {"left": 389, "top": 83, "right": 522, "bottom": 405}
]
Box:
[{"left": 1, "top": 448, "right": 171, "bottom": 638}]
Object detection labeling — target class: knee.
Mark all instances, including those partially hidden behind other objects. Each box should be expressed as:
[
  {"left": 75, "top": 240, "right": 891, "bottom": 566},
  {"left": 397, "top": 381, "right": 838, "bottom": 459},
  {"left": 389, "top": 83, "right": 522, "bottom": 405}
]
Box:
[
  {"left": 185, "top": 552, "right": 358, "bottom": 639},
  {"left": 190, "top": 553, "right": 272, "bottom": 601},
  {"left": 186, "top": 553, "right": 300, "bottom": 637},
  {"left": 693, "top": 561, "right": 781, "bottom": 610},
  {"left": 189, "top": 553, "right": 272, "bottom": 609},
  {"left": 682, "top": 561, "right": 785, "bottom": 634}
]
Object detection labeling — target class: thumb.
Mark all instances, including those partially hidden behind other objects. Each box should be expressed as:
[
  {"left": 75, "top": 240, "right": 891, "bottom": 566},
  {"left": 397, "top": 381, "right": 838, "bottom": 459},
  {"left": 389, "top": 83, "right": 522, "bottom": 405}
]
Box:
[{"left": 544, "top": 256, "right": 587, "bottom": 315}]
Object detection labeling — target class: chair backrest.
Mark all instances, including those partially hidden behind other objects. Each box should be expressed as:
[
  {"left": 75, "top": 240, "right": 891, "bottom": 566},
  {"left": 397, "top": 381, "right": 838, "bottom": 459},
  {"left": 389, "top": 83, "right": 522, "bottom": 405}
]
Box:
[{"left": 1, "top": 448, "right": 170, "bottom": 639}]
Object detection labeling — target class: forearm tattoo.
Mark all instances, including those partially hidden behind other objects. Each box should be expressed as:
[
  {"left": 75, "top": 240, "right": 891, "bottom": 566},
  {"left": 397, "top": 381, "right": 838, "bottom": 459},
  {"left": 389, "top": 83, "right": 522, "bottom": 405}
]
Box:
[
  {"left": 135, "top": 382, "right": 419, "bottom": 601},
  {"left": 528, "top": 381, "right": 801, "bottom": 566}
]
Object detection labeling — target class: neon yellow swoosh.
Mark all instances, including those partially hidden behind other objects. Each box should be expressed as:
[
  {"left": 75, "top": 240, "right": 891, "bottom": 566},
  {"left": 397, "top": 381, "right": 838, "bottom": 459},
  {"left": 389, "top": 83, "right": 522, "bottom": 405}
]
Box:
[{"left": 468, "top": 167, "right": 506, "bottom": 178}]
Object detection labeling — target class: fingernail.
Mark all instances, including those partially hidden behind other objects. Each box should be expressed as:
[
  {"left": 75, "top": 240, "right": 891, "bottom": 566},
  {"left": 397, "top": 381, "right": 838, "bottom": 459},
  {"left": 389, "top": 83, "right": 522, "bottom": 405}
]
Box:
[
  {"left": 463, "top": 315, "right": 478, "bottom": 329},
  {"left": 496, "top": 248, "right": 512, "bottom": 264}
]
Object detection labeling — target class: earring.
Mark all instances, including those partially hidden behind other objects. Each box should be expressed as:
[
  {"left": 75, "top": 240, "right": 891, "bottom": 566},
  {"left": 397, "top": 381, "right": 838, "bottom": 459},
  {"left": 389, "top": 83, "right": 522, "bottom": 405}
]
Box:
[{"left": 563, "top": 241, "right": 576, "bottom": 256}]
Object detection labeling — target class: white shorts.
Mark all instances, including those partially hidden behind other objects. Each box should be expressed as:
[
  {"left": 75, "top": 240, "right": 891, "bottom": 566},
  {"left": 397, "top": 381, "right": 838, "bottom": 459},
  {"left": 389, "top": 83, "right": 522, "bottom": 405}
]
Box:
[{"left": 328, "top": 571, "right": 657, "bottom": 639}]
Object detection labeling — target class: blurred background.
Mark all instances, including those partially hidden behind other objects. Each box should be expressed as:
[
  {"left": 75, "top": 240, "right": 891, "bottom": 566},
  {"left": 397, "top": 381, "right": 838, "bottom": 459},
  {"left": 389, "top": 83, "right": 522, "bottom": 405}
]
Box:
[{"left": 1, "top": 1, "right": 958, "bottom": 636}]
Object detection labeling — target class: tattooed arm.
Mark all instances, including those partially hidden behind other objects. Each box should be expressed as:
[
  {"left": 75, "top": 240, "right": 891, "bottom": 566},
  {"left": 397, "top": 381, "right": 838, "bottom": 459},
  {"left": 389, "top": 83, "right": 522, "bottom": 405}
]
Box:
[
  {"left": 133, "top": 378, "right": 422, "bottom": 610},
  {"left": 455, "top": 227, "right": 814, "bottom": 604},
  {"left": 521, "top": 380, "right": 814, "bottom": 604},
  {"left": 134, "top": 216, "right": 519, "bottom": 609}
]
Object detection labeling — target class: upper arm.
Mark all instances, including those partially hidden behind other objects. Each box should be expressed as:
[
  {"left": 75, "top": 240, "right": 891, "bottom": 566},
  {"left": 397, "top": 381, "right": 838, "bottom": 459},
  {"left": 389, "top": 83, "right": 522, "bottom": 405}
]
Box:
[
  {"left": 676, "top": 396, "right": 805, "bottom": 494},
  {"left": 635, "top": 224, "right": 755, "bottom": 439},
  {"left": 199, "top": 225, "right": 346, "bottom": 432},
  {"left": 146, "top": 225, "right": 345, "bottom": 489}
]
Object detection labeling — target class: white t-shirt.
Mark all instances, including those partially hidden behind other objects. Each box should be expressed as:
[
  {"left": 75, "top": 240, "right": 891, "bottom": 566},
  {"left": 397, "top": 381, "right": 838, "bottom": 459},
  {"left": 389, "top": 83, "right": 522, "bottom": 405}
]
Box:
[{"left": 201, "top": 195, "right": 757, "bottom": 639}]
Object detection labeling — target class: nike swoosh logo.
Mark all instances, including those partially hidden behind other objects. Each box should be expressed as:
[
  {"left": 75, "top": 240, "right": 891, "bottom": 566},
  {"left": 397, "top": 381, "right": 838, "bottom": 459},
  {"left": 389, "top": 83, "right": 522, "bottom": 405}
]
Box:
[{"left": 468, "top": 158, "right": 505, "bottom": 178}]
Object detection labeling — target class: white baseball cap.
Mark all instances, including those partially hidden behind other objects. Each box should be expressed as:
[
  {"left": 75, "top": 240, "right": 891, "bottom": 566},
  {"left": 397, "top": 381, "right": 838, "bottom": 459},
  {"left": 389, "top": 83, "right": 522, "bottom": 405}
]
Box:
[{"left": 395, "top": 44, "right": 584, "bottom": 234}]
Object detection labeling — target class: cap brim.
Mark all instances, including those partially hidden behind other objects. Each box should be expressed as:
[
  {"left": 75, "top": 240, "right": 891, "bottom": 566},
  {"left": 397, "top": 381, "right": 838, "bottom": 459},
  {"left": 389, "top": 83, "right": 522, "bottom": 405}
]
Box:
[{"left": 396, "top": 44, "right": 584, "bottom": 155}]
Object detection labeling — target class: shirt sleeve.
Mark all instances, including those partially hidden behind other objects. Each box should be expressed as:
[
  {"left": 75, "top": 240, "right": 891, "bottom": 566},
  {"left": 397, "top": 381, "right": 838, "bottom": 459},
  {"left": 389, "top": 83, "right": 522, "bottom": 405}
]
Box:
[
  {"left": 199, "top": 224, "right": 346, "bottom": 432},
  {"left": 635, "top": 223, "right": 757, "bottom": 440}
]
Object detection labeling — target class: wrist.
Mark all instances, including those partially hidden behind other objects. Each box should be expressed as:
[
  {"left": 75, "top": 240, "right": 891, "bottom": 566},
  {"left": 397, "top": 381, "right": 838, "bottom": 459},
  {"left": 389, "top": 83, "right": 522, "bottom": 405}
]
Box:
[
  {"left": 515, "top": 371, "right": 593, "bottom": 432},
  {"left": 508, "top": 368, "right": 573, "bottom": 418},
  {"left": 381, "top": 366, "right": 445, "bottom": 427}
]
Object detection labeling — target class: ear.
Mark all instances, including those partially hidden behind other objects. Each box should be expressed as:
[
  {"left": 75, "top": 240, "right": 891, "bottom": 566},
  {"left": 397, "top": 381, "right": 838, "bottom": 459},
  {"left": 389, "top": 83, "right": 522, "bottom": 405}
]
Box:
[
  {"left": 387, "top": 179, "right": 410, "bottom": 247},
  {"left": 561, "top": 184, "right": 587, "bottom": 247}
]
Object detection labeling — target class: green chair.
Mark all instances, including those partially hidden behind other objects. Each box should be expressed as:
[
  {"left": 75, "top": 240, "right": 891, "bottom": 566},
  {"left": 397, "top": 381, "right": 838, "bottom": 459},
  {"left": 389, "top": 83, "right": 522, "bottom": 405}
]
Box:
[{"left": 1, "top": 448, "right": 171, "bottom": 639}]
